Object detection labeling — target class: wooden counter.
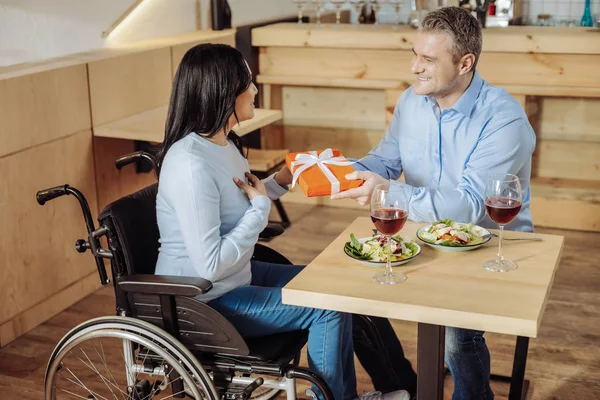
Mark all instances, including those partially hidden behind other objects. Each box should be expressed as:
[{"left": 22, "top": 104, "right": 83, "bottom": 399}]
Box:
[
  {"left": 252, "top": 23, "right": 600, "bottom": 233},
  {"left": 94, "top": 106, "right": 282, "bottom": 142}
]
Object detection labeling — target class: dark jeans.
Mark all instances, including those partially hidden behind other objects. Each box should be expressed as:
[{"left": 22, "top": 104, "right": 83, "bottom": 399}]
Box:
[
  {"left": 352, "top": 316, "right": 417, "bottom": 395},
  {"left": 354, "top": 317, "right": 494, "bottom": 400}
]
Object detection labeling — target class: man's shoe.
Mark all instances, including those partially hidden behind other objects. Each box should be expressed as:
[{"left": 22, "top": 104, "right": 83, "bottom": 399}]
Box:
[{"left": 357, "top": 390, "right": 411, "bottom": 400}]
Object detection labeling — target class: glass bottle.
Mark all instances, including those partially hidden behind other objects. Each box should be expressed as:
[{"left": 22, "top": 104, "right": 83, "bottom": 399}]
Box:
[{"left": 580, "top": 0, "right": 594, "bottom": 27}]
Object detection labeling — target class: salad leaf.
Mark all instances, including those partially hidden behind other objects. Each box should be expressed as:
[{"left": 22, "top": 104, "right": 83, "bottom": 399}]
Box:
[
  {"left": 404, "top": 241, "right": 419, "bottom": 257},
  {"left": 346, "top": 233, "right": 419, "bottom": 262},
  {"left": 350, "top": 233, "right": 362, "bottom": 251},
  {"left": 344, "top": 242, "right": 371, "bottom": 260},
  {"left": 437, "top": 240, "right": 464, "bottom": 247}
]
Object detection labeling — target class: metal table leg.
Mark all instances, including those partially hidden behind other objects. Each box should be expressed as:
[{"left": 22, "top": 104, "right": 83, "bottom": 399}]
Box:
[
  {"left": 417, "top": 323, "right": 445, "bottom": 400},
  {"left": 508, "top": 336, "right": 530, "bottom": 400}
]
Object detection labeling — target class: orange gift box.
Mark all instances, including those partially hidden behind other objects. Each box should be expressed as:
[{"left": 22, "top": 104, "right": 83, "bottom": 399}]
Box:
[{"left": 285, "top": 148, "right": 363, "bottom": 197}]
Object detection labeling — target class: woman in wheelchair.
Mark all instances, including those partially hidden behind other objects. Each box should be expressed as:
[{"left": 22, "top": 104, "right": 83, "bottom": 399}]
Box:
[{"left": 151, "top": 43, "right": 413, "bottom": 400}]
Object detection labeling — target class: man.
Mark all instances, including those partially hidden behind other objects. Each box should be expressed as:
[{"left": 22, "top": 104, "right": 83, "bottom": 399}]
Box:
[{"left": 332, "top": 7, "right": 536, "bottom": 400}]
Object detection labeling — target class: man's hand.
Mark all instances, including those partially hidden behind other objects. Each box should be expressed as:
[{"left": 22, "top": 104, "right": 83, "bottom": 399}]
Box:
[
  {"left": 274, "top": 164, "right": 293, "bottom": 187},
  {"left": 330, "top": 171, "right": 389, "bottom": 206}
]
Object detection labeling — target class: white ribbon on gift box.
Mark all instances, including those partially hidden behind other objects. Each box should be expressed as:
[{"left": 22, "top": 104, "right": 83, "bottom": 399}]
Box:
[{"left": 290, "top": 148, "right": 354, "bottom": 195}]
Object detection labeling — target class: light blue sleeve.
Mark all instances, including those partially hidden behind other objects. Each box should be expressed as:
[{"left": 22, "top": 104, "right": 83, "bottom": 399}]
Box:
[
  {"left": 390, "top": 115, "right": 536, "bottom": 224},
  {"left": 352, "top": 91, "right": 406, "bottom": 180},
  {"left": 167, "top": 159, "right": 270, "bottom": 282},
  {"left": 262, "top": 172, "right": 288, "bottom": 200}
]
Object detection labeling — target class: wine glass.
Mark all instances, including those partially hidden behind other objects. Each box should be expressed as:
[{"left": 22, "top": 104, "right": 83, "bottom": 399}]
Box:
[
  {"left": 483, "top": 173, "right": 523, "bottom": 272},
  {"left": 370, "top": 184, "right": 409, "bottom": 284},
  {"left": 389, "top": 0, "right": 402, "bottom": 28},
  {"left": 371, "top": 0, "right": 385, "bottom": 25},
  {"left": 312, "top": 0, "right": 324, "bottom": 26},
  {"left": 331, "top": 0, "right": 347, "bottom": 25},
  {"left": 350, "top": 0, "right": 365, "bottom": 26},
  {"left": 292, "top": 0, "right": 308, "bottom": 24}
]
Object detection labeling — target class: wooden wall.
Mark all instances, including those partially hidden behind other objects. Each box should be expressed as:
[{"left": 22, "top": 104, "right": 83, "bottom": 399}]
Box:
[
  {"left": 0, "top": 30, "right": 236, "bottom": 347},
  {"left": 0, "top": 65, "right": 98, "bottom": 347}
]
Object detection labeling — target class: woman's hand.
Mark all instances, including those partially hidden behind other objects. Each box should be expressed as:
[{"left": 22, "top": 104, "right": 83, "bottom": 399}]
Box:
[
  {"left": 274, "top": 164, "right": 294, "bottom": 187},
  {"left": 234, "top": 172, "right": 267, "bottom": 200}
]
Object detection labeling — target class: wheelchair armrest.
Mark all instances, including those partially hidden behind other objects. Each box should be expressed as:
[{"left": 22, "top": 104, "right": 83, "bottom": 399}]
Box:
[{"left": 117, "top": 274, "right": 213, "bottom": 296}]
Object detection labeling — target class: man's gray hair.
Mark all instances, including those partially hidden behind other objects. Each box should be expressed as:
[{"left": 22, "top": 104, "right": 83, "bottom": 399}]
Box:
[{"left": 419, "top": 7, "right": 482, "bottom": 71}]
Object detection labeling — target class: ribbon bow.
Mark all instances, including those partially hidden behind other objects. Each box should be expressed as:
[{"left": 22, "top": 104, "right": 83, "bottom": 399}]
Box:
[{"left": 290, "top": 148, "right": 354, "bottom": 195}]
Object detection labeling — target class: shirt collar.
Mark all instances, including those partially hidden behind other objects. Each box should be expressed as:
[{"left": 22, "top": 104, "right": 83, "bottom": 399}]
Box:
[{"left": 425, "top": 70, "right": 483, "bottom": 117}]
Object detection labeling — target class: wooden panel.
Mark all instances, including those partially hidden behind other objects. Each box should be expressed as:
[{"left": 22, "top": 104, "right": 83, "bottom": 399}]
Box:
[
  {"left": 247, "top": 148, "right": 288, "bottom": 172},
  {"left": 259, "top": 47, "right": 413, "bottom": 82},
  {"left": 0, "top": 65, "right": 90, "bottom": 157},
  {"left": 0, "top": 272, "right": 101, "bottom": 347},
  {"left": 479, "top": 53, "right": 600, "bottom": 89},
  {"left": 283, "top": 125, "right": 383, "bottom": 159},
  {"left": 259, "top": 47, "right": 600, "bottom": 89},
  {"left": 282, "top": 86, "right": 386, "bottom": 130},
  {"left": 533, "top": 140, "right": 600, "bottom": 181},
  {"left": 171, "top": 33, "right": 236, "bottom": 76},
  {"left": 531, "top": 178, "right": 600, "bottom": 232},
  {"left": 93, "top": 137, "right": 157, "bottom": 211},
  {"left": 258, "top": 74, "right": 408, "bottom": 90},
  {"left": 87, "top": 48, "right": 172, "bottom": 126},
  {"left": 0, "top": 131, "right": 98, "bottom": 326},
  {"left": 539, "top": 98, "right": 600, "bottom": 142},
  {"left": 260, "top": 84, "right": 285, "bottom": 150},
  {"left": 259, "top": 74, "right": 600, "bottom": 98},
  {"left": 252, "top": 23, "right": 600, "bottom": 55}
]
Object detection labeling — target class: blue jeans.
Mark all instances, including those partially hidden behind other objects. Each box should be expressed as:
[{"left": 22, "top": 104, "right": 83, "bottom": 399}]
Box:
[
  {"left": 445, "top": 327, "right": 494, "bottom": 400},
  {"left": 208, "top": 261, "right": 357, "bottom": 400}
]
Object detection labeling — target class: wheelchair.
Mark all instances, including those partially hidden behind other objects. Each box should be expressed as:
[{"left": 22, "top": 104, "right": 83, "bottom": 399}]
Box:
[
  {"left": 37, "top": 152, "right": 403, "bottom": 400},
  {"left": 37, "top": 152, "right": 335, "bottom": 400}
]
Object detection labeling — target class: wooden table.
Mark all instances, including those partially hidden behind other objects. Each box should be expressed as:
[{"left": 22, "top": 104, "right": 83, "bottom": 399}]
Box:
[
  {"left": 282, "top": 218, "right": 564, "bottom": 400},
  {"left": 93, "top": 106, "right": 283, "bottom": 142}
]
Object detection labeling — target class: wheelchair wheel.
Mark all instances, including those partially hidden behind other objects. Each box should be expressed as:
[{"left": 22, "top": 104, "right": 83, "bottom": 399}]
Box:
[{"left": 45, "top": 316, "right": 219, "bottom": 400}]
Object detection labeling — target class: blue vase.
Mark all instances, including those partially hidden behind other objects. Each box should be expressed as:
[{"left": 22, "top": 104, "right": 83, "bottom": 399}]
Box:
[{"left": 580, "top": 0, "right": 594, "bottom": 27}]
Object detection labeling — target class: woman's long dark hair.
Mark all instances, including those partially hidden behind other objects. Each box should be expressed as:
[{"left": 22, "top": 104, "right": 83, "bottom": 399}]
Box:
[{"left": 155, "top": 43, "right": 252, "bottom": 172}]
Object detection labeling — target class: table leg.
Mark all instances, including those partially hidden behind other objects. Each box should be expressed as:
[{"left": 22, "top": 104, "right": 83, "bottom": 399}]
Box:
[
  {"left": 417, "top": 323, "right": 445, "bottom": 400},
  {"left": 508, "top": 336, "right": 530, "bottom": 400}
]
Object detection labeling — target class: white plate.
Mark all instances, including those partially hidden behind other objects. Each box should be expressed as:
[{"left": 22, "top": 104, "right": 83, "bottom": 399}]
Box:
[
  {"left": 344, "top": 236, "right": 421, "bottom": 267},
  {"left": 416, "top": 224, "right": 492, "bottom": 252}
]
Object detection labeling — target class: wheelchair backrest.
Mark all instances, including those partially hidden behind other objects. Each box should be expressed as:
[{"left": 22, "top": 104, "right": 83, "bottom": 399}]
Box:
[{"left": 98, "top": 183, "right": 160, "bottom": 277}]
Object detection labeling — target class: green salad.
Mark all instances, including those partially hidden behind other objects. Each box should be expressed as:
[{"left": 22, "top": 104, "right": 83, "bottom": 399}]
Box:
[
  {"left": 344, "top": 233, "right": 420, "bottom": 262},
  {"left": 418, "top": 219, "right": 485, "bottom": 247}
]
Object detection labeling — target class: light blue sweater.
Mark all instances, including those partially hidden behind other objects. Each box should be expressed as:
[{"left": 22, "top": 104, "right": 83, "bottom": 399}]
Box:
[{"left": 155, "top": 133, "right": 288, "bottom": 302}]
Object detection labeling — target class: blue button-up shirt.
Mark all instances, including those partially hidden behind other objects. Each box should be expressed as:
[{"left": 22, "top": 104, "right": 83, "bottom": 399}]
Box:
[{"left": 355, "top": 71, "right": 536, "bottom": 232}]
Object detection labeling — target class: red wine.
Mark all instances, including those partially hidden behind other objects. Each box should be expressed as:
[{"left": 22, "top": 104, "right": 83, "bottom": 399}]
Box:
[
  {"left": 371, "top": 208, "right": 407, "bottom": 235},
  {"left": 485, "top": 197, "right": 522, "bottom": 225}
]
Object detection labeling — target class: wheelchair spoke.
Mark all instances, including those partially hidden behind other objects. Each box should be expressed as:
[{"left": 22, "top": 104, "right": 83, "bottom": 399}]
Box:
[
  {"left": 93, "top": 339, "right": 123, "bottom": 398},
  {"left": 78, "top": 345, "right": 124, "bottom": 400},
  {"left": 151, "top": 389, "right": 190, "bottom": 400},
  {"left": 69, "top": 352, "right": 127, "bottom": 399},
  {"left": 59, "top": 388, "right": 106, "bottom": 400},
  {"left": 61, "top": 365, "right": 110, "bottom": 400}
]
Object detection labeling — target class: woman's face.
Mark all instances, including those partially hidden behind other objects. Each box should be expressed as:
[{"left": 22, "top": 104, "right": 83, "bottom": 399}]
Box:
[{"left": 234, "top": 61, "right": 258, "bottom": 123}]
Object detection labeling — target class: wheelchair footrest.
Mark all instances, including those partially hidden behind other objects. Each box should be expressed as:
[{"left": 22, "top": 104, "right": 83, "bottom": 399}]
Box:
[{"left": 223, "top": 377, "right": 264, "bottom": 400}]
